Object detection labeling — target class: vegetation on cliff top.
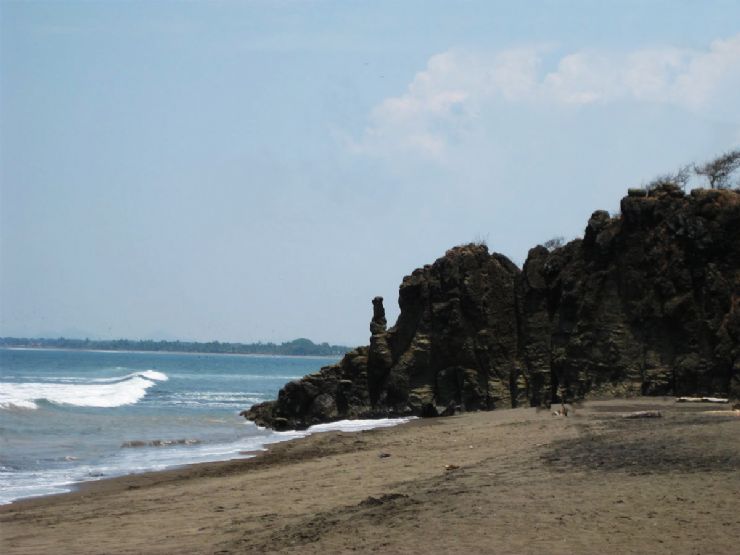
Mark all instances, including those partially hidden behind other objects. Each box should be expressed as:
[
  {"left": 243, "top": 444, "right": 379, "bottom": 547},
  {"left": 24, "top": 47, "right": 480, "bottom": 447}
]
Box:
[{"left": 645, "top": 149, "right": 740, "bottom": 192}]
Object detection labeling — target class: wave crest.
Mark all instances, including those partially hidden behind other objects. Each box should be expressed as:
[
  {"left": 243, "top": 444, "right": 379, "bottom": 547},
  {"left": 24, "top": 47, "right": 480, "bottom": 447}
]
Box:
[
  {"left": 89, "top": 370, "right": 168, "bottom": 383},
  {"left": 0, "top": 371, "right": 168, "bottom": 410}
]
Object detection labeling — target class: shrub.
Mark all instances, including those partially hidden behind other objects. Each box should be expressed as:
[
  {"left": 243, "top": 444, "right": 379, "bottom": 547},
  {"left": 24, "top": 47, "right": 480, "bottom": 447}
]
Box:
[
  {"left": 694, "top": 149, "right": 740, "bottom": 189},
  {"left": 645, "top": 164, "right": 692, "bottom": 193},
  {"left": 543, "top": 236, "right": 565, "bottom": 251}
]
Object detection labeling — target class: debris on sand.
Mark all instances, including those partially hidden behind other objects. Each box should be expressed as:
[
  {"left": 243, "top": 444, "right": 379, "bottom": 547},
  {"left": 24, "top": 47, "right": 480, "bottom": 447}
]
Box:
[
  {"left": 622, "top": 411, "right": 662, "bottom": 419},
  {"left": 677, "top": 397, "right": 729, "bottom": 404}
]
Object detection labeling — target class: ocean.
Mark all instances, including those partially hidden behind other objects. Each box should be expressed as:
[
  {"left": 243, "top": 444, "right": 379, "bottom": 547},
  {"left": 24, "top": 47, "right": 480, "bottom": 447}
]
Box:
[{"left": 0, "top": 348, "right": 407, "bottom": 504}]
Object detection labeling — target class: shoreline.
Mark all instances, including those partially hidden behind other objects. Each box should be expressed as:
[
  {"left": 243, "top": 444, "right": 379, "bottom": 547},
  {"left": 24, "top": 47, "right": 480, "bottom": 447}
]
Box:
[
  {"left": 0, "top": 417, "right": 412, "bottom": 507},
  {"left": 1, "top": 418, "right": 417, "bottom": 512},
  {"left": 2, "top": 398, "right": 738, "bottom": 554},
  {"left": 0, "top": 417, "right": 425, "bottom": 518}
]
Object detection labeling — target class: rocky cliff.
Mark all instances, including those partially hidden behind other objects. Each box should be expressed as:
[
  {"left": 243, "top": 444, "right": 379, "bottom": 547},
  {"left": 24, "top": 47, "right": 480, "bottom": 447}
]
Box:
[{"left": 245, "top": 186, "right": 740, "bottom": 430}]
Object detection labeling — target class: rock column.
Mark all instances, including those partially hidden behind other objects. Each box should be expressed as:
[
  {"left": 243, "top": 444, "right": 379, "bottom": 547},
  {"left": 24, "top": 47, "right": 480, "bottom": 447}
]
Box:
[{"left": 367, "top": 297, "right": 393, "bottom": 406}]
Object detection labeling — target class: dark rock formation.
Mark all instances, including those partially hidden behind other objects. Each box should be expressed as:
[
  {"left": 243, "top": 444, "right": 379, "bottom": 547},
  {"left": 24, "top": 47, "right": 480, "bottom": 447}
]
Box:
[{"left": 244, "top": 186, "right": 740, "bottom": 429}]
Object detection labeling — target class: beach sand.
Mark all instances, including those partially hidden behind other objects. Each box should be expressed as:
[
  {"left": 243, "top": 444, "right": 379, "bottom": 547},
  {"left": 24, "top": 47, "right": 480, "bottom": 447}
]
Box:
[{"left": 1, "top": 398, "right": 738, "bottom": 554}]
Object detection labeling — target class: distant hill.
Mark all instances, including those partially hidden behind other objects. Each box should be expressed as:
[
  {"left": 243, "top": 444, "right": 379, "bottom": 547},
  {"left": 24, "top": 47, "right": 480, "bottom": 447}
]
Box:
[{"left": 0, "top": 337, "right": 350, "bottom": 357}]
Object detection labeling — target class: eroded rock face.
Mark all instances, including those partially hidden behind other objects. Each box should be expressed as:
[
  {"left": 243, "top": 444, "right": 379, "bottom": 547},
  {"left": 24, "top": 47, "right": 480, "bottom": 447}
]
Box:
[
  {"left": 520, "top": 185, "right": 740, "bottom": 404},
  {"left": 244, "top": 186, "right": 740, "bottom": 429}
]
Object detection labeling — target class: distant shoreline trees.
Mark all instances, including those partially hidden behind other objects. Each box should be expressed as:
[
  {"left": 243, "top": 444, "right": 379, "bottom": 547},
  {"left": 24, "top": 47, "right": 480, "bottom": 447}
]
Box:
[{"left": 0, "top": 337, "right": 350, "bottom": 357}]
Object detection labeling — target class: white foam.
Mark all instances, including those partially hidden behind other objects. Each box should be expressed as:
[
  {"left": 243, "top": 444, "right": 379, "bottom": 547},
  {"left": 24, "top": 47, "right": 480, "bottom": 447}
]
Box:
[
  {"left": 306, "top": 418, "right": 412, "bottom": 433},
  {"left": 0, "top": 467, "right": 85, "bottom": 504},
  {"left": 0, "top": 371, "right": 168, "bottom": 410},
  {"left": 164, "top": 391, "right": 265, "bottom": 408},
  {"left": 268, "top": 417, "right": 414, "bottom": 441}
]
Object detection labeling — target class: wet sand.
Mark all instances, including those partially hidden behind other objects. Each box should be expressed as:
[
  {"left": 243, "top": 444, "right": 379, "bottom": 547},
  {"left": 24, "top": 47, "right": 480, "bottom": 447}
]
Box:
[{"left": 1, "top": 398, "right": 738, "bottom": 554}]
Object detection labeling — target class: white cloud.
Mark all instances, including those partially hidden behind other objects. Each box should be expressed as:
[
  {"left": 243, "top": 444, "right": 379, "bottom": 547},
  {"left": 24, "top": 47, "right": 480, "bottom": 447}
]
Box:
[
  {"left": 349, "top": 47, "right": 545, "bottom": 160},
  {"left": 671, "top": 35, "right": 740, "bottom": 108},
  {"left": 352, "top": 35, "right": 740, "bottom": 160},
  {"left": 488, "top": 48, "right": 541, "bottom": 101}
]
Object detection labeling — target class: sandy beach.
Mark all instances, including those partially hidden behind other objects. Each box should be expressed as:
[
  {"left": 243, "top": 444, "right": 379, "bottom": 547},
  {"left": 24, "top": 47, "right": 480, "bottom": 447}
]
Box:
[{"left": 1, "top": 398, "right": 738, "bottom": 554}]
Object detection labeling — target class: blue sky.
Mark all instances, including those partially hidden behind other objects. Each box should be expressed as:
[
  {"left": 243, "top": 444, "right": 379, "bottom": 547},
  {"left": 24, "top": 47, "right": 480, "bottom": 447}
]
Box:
[{"left": 2, "top": 1, "right": 739, "bottom": 345}]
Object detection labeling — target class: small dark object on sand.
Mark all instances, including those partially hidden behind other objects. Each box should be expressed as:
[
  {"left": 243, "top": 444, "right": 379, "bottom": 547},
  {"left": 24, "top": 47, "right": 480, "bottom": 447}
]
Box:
[
  {"left": 359, "top": 493, "right": 407, "bottom": 507},
  {"left": 623, "top": 411, "right": 662, "bottom": 419}
]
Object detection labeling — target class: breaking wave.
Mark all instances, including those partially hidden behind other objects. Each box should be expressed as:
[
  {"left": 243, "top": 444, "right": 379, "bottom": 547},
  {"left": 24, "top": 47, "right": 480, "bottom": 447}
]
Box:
[{"left": 0, "top": 370, "right": 168, "bottom": 410}]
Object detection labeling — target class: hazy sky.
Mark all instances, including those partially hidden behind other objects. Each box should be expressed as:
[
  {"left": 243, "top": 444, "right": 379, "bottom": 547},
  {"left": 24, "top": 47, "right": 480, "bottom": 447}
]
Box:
[{"left": 2, "top": 1, "right": 739, "bottom": 345}]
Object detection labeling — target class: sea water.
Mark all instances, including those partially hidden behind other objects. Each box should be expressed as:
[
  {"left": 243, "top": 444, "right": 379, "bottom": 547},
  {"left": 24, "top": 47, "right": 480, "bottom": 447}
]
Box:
[{"left": 0, "top": 348, "right": 408, "bottom": 504}]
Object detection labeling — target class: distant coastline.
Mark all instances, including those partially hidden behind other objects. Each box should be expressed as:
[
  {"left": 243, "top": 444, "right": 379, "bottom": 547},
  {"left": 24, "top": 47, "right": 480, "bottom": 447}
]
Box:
[{"left": 0, "top": 337, "right": 351, "bottom": 357}]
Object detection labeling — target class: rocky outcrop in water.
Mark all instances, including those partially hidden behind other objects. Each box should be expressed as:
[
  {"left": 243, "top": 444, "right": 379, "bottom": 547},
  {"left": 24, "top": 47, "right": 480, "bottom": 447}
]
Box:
[{"left": 244, "top": 186, "right": 740, "bottom": 429}]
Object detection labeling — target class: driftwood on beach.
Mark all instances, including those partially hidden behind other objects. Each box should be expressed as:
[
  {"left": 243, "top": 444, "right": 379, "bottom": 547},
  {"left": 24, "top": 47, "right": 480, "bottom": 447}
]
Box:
[
  {"left": 677, "top": 397, "right": 729, "bottom": 404},
  {"left": 622, "top": 410, "right": 662, "bottom": 419}
]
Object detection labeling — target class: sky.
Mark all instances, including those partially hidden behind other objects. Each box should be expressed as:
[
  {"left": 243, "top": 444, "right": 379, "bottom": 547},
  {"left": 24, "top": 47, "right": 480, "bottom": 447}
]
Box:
[{"left": 1, "top": 1, "right": 739, "bottom": 346}]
